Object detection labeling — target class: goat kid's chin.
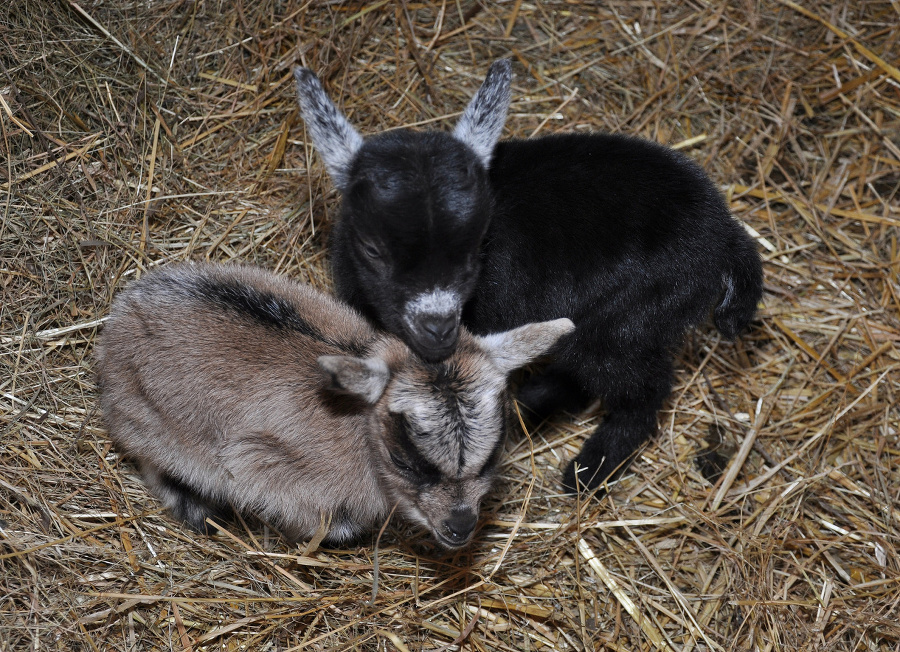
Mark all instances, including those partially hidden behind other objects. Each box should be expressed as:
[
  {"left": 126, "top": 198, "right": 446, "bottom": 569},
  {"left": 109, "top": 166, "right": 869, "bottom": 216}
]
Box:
[
  {"left": 428, "top": 515, "right": 478, "bottom": 550},
  {"left": 402, "top": 316, "right": 463, "bottom": 361},
  {"left": 400, "top": 501, "right": 477, "bottom": 549},
  {"left": 434, "top": 531, "right": 474, "bottom": 550},
  {"left": 400, "top": 318, "right": 462, "bottom": 361}
]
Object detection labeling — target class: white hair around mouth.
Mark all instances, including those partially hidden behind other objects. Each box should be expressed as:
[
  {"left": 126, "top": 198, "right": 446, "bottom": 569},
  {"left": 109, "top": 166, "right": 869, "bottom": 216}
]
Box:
[{"left": 403, "top": 289, "right": 460, "bottom": 328}]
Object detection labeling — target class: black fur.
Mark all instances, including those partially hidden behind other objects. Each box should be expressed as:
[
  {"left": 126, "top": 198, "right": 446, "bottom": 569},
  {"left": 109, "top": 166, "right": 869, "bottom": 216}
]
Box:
[
  {"left": 155, "top": 469, "right": 233, "bottom": 534},
  {"left": 192, "top": 276, "right": 368, "bottom": 356},
  {"left": 331, "top": 130, "right": 491, "bottom": 361},
  {"left": 390, "top": 415, "right": 443, "bottom": 488},
  {"left": 297, "top": 67, "right": 762, "bottom": 495},
  {"left": 328, "top": 131, "right": 762, "bottom": 494},
  {"left": 462, "top": 133, "right": 762, "bottom": 491}
]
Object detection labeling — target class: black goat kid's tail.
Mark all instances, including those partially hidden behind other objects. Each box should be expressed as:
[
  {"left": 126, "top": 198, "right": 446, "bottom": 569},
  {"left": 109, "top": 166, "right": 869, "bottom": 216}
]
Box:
[{"left": 713, "top": 236, "right": 763, "bottom": 339}]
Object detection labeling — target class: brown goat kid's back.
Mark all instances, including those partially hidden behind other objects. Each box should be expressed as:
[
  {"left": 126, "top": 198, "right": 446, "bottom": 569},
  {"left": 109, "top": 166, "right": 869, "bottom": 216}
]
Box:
[{"left": 95, "top": 263, "right": 572, "bottom": 548}]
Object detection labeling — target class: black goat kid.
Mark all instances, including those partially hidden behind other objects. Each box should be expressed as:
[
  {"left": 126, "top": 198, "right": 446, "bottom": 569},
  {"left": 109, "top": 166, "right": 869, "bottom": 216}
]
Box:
[{"left": 294, "top": 60, "right": 763, "bottom": 493}]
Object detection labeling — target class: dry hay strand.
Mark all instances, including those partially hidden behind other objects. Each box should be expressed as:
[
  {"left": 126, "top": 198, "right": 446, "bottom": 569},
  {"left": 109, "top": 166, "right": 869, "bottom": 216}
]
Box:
[{"left": 1, "top": 0, "right": 899, "bottom": 650}]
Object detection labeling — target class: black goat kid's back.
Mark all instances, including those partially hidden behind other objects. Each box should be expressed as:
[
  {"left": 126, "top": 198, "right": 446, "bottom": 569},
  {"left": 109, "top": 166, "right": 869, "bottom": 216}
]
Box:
[{"left": 294, "top": 60, "right": 763, "bottom": 493}]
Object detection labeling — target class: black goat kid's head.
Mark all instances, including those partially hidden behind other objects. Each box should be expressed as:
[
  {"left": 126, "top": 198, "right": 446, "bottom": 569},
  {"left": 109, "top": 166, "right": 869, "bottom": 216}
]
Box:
[{"left": 294, "top": 60, "right": 512, "bottom": 361}]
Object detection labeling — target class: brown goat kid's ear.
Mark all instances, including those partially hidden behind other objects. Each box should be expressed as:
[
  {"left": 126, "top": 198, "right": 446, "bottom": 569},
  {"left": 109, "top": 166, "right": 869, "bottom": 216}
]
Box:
[
  {"left": 475, "top": 318, "right": 575, "bottom": 376},
  {"left": 317, "top": 356, "right": 390, "bottom": 404}
]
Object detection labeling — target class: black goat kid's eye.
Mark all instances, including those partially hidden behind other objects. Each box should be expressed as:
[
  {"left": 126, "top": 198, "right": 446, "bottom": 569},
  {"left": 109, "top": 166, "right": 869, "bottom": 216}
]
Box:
[{"left": 361, "top": 242, "right": 381, "bottom": 260}]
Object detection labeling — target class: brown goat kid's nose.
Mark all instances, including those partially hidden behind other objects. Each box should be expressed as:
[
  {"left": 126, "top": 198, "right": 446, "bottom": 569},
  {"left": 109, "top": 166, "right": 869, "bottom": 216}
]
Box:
[{"left": 442, "top": 508, "right": 477, "bottom": 543}]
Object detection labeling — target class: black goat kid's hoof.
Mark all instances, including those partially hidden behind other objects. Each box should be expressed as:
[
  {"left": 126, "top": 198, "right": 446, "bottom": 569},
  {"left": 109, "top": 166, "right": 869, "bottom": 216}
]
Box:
[{"left": 561, "top": 458, "right": 608, "bottom": 496}]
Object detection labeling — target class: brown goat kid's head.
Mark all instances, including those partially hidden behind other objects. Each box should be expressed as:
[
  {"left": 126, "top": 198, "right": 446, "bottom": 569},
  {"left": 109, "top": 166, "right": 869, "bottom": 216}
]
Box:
[{"left": 319, "top": 319, "right": 573, "bottom": 548}]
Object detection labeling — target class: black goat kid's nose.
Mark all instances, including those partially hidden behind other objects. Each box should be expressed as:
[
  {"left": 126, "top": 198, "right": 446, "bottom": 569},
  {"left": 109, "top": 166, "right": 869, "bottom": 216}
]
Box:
[
  {"left": 442, "top": 509, "right": 477, "bottom": 543},
  {"left": 421, "top": 315, "right": 457, "bottom": 344}
]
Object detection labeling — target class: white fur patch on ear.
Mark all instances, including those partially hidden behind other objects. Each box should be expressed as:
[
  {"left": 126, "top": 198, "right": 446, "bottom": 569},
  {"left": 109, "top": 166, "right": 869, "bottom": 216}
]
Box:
[
  {"left": 294, "top": 67, "right": 364, "bottom": 191},
  {"left": 476, "top": 318, "right": 575, "bottom": 376},
  {"left": 452, "top": 59, "right": 512, "bottom": 168},
  {"left": 318, "top": 355, "right": 390, "bottom": 404}
]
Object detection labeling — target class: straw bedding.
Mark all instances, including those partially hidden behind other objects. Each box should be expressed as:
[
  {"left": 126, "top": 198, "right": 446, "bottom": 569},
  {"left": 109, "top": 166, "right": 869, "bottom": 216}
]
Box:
[{"left": 1, "top": 1, "right": 898, "bottom": 650}]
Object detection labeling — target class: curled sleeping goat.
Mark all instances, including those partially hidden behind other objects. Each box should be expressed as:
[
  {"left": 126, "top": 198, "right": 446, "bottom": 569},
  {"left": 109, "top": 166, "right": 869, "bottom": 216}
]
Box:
[
  {"left": 95, "top": 263, "right": 573, "bottom": 548},
  {"left": 293, "top": 59, "right": 763, "bottom": 493}
]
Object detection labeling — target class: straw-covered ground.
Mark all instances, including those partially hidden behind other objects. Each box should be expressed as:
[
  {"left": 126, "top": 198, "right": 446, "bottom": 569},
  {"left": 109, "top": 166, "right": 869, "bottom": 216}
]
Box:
[{"left": 2, "top": 1, "right": 899, "bottom": 650}]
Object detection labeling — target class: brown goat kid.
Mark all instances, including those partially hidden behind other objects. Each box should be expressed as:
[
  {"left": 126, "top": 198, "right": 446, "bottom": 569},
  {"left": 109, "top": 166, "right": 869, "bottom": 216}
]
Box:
[{"left": 95, "top": 263, "right": 573, "bottom": 548}]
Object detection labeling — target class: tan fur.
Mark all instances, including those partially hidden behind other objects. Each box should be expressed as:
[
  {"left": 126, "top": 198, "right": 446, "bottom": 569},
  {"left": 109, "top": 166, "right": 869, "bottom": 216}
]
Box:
[{"left": 95, "top": 262, "right": 573, "bottom": 548}]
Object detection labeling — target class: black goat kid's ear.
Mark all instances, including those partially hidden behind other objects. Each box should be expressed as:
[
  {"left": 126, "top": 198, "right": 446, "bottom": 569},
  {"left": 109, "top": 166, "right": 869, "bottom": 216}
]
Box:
[
  {"left": 317, "top": 355, "right": 390, "bottom": 404},
  {"left": 453, "top": 59, "right": 512, "bottom": 168},
  {"left": 476, "top": 318, "right": 575, "bottom": 376},
  {"left": 293, "top": 67, "right": 364, "bottom": 191}
]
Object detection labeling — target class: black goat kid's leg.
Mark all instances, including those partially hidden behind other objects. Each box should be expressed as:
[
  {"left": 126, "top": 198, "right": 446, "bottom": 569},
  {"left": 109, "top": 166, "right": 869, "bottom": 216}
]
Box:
[
  {"left": 516, "top": 364, "right": 593, "bottom": 425},
  {"left": 561, "top": 403, "right": 659, "bottom": 492},
  {"left": 561, "top": 354, "right": 673, "bottom": 494}
]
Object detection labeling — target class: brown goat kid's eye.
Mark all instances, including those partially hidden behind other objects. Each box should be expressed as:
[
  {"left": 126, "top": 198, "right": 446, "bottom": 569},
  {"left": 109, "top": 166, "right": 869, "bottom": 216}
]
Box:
[{"left": 389, "top": 451, "right": 412, "bottom": 473}]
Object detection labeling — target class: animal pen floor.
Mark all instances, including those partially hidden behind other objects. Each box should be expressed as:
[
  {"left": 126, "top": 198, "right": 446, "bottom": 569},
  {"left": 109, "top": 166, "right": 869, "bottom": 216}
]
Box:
[{"left": 2, "top": 1, "right": 899, "bottom": 650}]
